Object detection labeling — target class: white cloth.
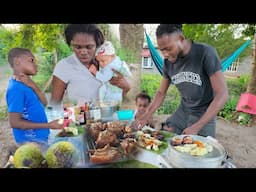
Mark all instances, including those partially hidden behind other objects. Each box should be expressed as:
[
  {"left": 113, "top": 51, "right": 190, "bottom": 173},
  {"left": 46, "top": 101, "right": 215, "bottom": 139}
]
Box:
[
  {"left": 53, "top": 53, "right": 102, "bottom": 102},
  {"left": 95, "top": 56, "right": 132, "bottom": 102},
  {"left": 95, "top": 41, "right": 115, "bottom": 56}
]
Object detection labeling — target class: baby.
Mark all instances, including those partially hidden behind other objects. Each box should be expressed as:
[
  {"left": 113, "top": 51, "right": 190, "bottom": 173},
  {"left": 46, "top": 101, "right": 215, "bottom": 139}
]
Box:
[{"left": 89, "top": 41, "right": 132, "bottom": 103}]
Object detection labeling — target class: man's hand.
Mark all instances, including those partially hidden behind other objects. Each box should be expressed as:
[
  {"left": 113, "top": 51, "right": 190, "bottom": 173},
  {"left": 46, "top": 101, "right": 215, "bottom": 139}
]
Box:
[
  {"left": 13, "top": 73, "right": 36, "bottom": 88},
  {"left": 132, "top": 119, "right": 147, "bottom": 130},
  {"left": 133, "top": 113, "right": 152, "bottom": 130},
  {"left": 182, "top": 126, "right": 199, "bottom": 135}
]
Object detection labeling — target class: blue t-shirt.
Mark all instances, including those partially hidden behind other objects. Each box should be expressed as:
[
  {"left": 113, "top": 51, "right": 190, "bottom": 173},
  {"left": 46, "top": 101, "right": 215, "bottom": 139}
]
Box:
[{"left": 6, "top": 78, "right": 50, "bottom": 144}]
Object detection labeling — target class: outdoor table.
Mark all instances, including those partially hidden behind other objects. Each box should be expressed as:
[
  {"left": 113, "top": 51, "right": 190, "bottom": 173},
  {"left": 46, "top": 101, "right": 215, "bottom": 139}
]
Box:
[{"left": 46, "top": 107, "right": 236, "bottom": 168}]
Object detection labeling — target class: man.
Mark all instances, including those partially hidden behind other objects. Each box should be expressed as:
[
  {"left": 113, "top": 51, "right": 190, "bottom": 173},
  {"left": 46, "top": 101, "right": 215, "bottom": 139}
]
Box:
[{"left": 137, "top": 24, "right": 229, "bottom": 137}]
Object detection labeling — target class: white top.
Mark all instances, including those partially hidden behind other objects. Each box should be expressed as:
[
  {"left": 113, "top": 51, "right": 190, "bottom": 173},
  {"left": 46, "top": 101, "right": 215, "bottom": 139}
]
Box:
[
  {"left": 95, "top": 56, "right": 132, "bottom": 102},
  {"left": 53, "top": 53, "right": 102, "bottom": 102}
]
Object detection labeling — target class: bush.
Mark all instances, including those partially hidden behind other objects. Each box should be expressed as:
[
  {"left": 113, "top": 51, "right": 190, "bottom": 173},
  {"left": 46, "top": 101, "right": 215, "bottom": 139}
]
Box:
[
  {"left": 140, "top": 74, "right": 161, "bottom": 98},
  {"left": 226, "top": 74, "right": 250, "bottom": 96},
  {"left": 218, "top": 95, "right": 239, "bottom": 120},
  {"left": 56, "top": 39, "right": 72, "bottom": 61},
  {"left": 33, "top": 52, "right": 54, "bottom": 90},
  {"left": 140, "top": 74, "right": 180, "bottom": 115},
  {"left": 236, "top": 112, "right": 253, "bottom": 125},
  {"left": 33, "top": 41, "right": 72, "bottom": 91},
  {"left": 219, "top": 74, "right": 253, "bottom": 125}
]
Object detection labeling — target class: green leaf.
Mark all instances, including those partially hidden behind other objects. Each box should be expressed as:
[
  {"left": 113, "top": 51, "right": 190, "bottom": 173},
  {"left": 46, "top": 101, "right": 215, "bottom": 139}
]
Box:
[
  {"left": 138, "top": 130, "right": 175, "bottom": 154},
  {"left": 159, "top": 130, "right": 175, "bottom": 138},
  {"left": 107, "top": 159, "right": 158, "bottom": 168}
]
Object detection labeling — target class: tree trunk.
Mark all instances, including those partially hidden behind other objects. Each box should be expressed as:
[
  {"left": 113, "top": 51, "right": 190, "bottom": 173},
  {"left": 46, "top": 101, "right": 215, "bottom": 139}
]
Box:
[
  {"left": 246, "top": 33, "right": 256, "bottom": 94},
  {"left": 119, "top": 24, "right": 144, "bottom": 109},
  {"left": 119, "top": 24, "right": 144, "bottom": 63}
]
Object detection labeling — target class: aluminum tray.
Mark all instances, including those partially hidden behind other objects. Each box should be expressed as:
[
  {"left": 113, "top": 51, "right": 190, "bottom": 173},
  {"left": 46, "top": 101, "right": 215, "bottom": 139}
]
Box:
[{"left": 83, "top": 125, "right": 136, "bottom": 168}]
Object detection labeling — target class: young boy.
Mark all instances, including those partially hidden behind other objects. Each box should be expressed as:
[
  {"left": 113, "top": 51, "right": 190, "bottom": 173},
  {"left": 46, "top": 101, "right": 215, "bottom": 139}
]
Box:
[
  {"left": 89, "top": 41, "right": 132, "bottom": 103},
  {"left": 134, "top": 92, "right": 155, "bottom": 128},
  {"left": 6, "top": 48, "right": 63, "bottom": 145}
]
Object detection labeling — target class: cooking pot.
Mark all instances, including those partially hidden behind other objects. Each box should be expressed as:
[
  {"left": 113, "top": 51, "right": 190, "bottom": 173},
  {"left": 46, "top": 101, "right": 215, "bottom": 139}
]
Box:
[
  {"left": 167, "top": 135, "right": 227, "bottom": 168},
  {"left": 99, "top": 101, "right": 119, "bottom": 118},
  {"left": 101, "top": 106, "right": 117, "bottom": 118}
]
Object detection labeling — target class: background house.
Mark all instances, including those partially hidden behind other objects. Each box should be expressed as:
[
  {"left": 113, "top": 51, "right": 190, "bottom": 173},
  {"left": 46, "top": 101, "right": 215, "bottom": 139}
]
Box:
[
  {"left": 141, "top": 46, "right": 161, "bottom": 74},
  {"left": 224, "top": 56, "right": 252, "bottom": 76}
]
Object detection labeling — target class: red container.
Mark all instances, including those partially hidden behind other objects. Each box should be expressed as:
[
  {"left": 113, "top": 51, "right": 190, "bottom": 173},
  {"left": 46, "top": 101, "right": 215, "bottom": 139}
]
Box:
[{"left": 236, "top": 93, "right": 256, "bottom": 115}]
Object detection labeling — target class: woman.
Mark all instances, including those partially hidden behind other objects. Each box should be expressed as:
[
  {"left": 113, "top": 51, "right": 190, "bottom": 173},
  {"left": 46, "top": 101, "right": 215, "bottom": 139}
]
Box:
[{"left": 51, "top": 24, "right": 131, "bottom": 104}]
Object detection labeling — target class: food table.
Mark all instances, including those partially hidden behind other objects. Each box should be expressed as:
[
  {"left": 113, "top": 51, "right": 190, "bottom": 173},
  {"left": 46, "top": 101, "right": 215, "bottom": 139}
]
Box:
[
  {"left": 48, "top": 125, "right": 173, "bottom": 168},
  {"left": 45, "top": 105, "right": 236, "bottom": 168}
]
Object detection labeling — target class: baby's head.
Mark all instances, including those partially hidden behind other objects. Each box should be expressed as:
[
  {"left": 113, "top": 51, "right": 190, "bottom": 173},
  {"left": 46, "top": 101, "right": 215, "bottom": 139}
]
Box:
[
  {"left": 8, "top": 48, "right": 37, "bottom": 75},
  {"left": 95, "top": 41, "right": 115, "bottom": 68},
  {"left": 135, "top": 92, "right": 151, "bottom": 114}
]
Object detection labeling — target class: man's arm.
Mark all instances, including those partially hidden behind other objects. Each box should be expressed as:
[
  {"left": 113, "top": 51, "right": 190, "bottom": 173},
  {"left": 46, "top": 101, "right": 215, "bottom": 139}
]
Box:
[
  {"left": 8, "top": 113, "right": 63, "bottom": 130},
  {"left": 135, "top": 77, "right": 171, "bottom": 128},
  {"left": 182, "top": 71, "right": 229, "bottom": 135}
]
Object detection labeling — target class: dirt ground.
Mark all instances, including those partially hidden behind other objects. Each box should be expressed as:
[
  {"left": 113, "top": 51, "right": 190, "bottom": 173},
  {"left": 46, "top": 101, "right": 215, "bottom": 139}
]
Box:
[{"left": 0, "top": 116, "right": 255, "bottom": 168}]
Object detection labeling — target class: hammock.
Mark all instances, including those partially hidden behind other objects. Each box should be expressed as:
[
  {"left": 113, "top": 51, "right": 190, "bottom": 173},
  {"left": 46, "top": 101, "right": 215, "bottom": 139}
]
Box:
[{"left": 145, "top": 31, "right": 252, "bottom": 75}]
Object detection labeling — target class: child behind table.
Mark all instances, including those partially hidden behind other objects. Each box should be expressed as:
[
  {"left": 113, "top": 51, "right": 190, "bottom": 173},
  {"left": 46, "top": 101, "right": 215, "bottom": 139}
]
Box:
[
  {"left": 89, "top": 41, "right": 132, "bottom": 103},
  {"left": 134, "top": 92, "right": 154, "bottom": 128}
]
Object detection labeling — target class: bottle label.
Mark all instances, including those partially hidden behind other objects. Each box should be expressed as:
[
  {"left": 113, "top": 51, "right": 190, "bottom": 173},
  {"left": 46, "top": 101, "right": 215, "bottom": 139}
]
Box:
[{"left": 78, "top": 112, "right": 85, "bottom": 124}]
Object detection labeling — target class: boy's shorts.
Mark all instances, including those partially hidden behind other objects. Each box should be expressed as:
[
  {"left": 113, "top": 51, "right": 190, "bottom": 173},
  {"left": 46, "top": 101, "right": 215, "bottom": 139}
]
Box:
[{"left": 165, "top": 106, "right": 216, "bottom": 137}]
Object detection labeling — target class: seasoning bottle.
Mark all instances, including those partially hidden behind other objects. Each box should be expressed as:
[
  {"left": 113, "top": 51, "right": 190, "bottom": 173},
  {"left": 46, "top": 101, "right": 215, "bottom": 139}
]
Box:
[
  {"left": 63, "top": 112, "right": 70, "bottom": 127},
  {"left": 78, "top": 106, "right": 86, "bottom": 125},
  {"left": 84, "top": 102, "right": 90, "bottom": 125}
]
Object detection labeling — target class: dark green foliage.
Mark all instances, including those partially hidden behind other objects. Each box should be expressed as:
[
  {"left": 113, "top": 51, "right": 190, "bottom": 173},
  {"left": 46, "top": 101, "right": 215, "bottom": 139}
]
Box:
[
  {"left": 183, "top": 24, "right": 251, "bottom": 60},
  {"left": 226, "top": 75, "right": 250, "bottom": 96},
  {"left": 218, "top": 95, "right": 239, "bottom": 120},
  {"left": 108, "top": 159, "right": 158, "bottom": 168},
  {"left": 236, "top": 112, "right": 253, "bottom": 125},
  {"left": 140, "top": 74, "right": 180, "bottom": 115},
  {"left": 218, "top": 75, "right": 252, "bottom": 125}
]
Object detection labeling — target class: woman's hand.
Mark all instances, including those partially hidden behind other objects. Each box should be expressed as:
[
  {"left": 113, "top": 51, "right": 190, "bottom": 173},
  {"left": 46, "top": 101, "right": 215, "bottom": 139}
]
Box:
[
  {"left": 89, "top": 65, "right": 97, "bottom": 76},
  {"left": 109, "top": 69, "right": 131, "bottom": 95}
]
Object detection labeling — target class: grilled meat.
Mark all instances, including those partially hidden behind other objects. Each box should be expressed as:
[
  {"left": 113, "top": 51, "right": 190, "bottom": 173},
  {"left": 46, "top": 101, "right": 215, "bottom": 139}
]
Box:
[
  {"left": 89, "top": 144, "right": 122, "bottom": 163},
  {"left": 95, "top": 130, "right": 119, "bottom": 148},
  {"left": 182, "top": 136, "right": 193, "bottom": 144},
  {"left": 120, "top": 138, "right": 138, "bottom": 155}
]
